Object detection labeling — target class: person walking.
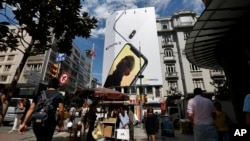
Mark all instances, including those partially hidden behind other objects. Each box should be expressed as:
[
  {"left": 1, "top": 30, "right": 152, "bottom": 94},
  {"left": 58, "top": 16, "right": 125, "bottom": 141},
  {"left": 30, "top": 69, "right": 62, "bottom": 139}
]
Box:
[
  {"left": 0, "top": 84, "right": 6, "bottom": 125},
  {"left": 80, "top": 102, "right": 89, "bottom": 135},
  {"left": 187, "top": 88, "right": 218, "bottom": 141},
  {"left": 18, "top": 78, "right": 64, "bottom": 141},
  {"left": 214, "top": 101, "right": 230, "bottom": 141},
  {"left": 145, "top": 106, "right": 157, "bottom": 141},
  {"left": 9, "top": 98, "right": 26, "bottom": 133},
  {"left": 86, "top": 104, "right": 97, "bottom": 141},
  {"left": 128, "top": 106, "right": 134, "bottom": 141},
  {"left": 119, "top": 106, "right": 129, "bottom": 129}
]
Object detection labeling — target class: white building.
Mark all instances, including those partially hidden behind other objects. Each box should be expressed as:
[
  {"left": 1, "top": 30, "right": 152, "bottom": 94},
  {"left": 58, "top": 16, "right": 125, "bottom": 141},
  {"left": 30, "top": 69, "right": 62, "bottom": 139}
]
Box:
[{"left": 157, "top": 10, "right": 225, "bottom": 97}]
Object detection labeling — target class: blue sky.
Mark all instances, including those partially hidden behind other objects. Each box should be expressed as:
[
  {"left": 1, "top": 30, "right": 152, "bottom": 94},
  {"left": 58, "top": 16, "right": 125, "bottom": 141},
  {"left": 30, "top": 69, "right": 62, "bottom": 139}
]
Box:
[
  {"left": 75, "top": 0, "right": 205, "bottom": 83},
  {"left": 0, "top": 0, "right": 205, "bottom": 83}
]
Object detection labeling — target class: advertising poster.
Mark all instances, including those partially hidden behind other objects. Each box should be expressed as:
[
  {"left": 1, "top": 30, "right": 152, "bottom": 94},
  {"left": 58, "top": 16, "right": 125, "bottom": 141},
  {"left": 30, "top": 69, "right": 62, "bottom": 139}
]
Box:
[{"left": 102, "top": 7, "right": 163, "bottom": 87}]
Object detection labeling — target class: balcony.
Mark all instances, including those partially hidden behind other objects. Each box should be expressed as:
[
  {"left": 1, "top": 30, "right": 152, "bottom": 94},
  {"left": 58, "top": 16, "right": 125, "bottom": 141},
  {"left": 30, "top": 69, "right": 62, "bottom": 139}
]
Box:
[
  {"left": 165, "top": 72, "right": 178, "bottom": 80},
  {"left": 210, "top": 70, "right": 225, "bottom": 80},
  {"left": 162, "top": 41, "right": 174, "bottom": 48},
  {"left": 191, "top": 71, "right": 203, "bottom": 79},
  {"left": 163, "top": 56, "right": 176, "bottom": 63}
]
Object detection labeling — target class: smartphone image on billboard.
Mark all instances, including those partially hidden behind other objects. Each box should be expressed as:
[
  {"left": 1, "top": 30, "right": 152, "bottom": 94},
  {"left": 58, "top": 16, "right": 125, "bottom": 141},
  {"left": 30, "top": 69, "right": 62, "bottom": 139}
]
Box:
[
  {"left": 113, "top": 9, "right": 149, "bottom": 42},
  {"left": 104, "top": 43, "right": 148, "bottom": 87}
]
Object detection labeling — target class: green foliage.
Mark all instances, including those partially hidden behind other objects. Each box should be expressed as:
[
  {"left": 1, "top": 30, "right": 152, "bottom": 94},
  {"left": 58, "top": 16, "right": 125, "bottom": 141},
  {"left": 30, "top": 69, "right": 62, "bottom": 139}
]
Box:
[
  {"left": 210, "top": 79, "right": 230, "bottom": 100},
  {"left": 0, "top": 0, "right": 98, "bottom": 55}
]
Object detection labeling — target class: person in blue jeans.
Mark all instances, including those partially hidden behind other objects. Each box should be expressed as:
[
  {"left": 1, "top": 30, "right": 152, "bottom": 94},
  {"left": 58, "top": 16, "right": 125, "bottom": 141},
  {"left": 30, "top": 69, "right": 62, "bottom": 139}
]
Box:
[{"left": 187, "top": 88, "right": 218, "bottom": 141}]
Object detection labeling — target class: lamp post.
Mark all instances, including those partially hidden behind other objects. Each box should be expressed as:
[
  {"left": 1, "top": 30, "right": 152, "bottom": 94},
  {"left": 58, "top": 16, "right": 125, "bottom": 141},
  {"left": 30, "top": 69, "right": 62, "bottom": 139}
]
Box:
[
  {"left": 138, "top": 45, "right": 144, "bottom": 128},
  {"left": 88, "top": 43, "right": 95, "bottom": 88}
]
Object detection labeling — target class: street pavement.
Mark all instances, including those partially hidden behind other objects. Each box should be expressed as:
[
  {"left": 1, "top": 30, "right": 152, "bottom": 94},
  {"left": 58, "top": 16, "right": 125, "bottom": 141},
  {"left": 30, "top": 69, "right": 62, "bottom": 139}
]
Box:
[{"left": 0, "top": 125, "right": 194, "bottom": 141}]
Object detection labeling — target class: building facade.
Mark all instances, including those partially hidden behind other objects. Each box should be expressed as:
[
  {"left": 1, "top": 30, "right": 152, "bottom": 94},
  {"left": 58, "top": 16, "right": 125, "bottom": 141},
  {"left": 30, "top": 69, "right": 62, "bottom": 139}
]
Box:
[
  {"left": 0, "top": 26, "right": 91, "bottom": 96},
  {"left": 156, "top": 10, "right": 225, "bottom": 98}
]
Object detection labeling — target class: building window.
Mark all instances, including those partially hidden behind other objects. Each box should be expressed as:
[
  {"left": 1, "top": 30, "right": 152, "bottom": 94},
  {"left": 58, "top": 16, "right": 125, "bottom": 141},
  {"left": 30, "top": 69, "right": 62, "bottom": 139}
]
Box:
[
  {"left": 155, "top": 86, "right": 160, "bottom": 97},
  {"left": 3, "top": 65, "right": 11, "bottom": 71},
  {"left": 164, "top": 49, "right": 173, "bottom": 57},
  {"left": 193, "top": 79, "right": 205, "bottom": 90},
  {"left": 184, "top": 32, "right": 190, "bottom": 40},
  {"left": 27, "top": 63, "right": 42, "bottom": 71},
  {"left": 7, "top": 55, "right": 15, "bottom": 61},
  {"left": 146, "top": 86, "right": 153, "bottom": 94},
  {"left": 190, "top": 64, "right": 200, "bottom": 71},
  {"left": 162, "top": 24, "right": 168, "bottom": 29},
  {"left": 166, "top": 65, "right": 176, "bottom": 73},
  {"left": 0, "top": 56, "right": 4, "bottom": 61},
  {"left": 130, "top": 86, "right": 137, "bottom": 94},
  {"left": 0, "top": 75, "right": 7, "bottom": 82},
  {"left": 124, "top": 87, "right": 129, "bottom": 93},
  {"left": 162, "top": 35, "right": 172, "bottom": 43},
  {"left": 168, "top": 81, "right": 178, "bottom": 89}
]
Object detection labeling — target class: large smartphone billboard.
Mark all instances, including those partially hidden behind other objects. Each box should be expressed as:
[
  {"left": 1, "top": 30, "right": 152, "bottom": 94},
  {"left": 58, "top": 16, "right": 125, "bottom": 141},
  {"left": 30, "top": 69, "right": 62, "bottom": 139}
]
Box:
[{"left": 102, "top": 7, "right": 163, "bottom": 87}]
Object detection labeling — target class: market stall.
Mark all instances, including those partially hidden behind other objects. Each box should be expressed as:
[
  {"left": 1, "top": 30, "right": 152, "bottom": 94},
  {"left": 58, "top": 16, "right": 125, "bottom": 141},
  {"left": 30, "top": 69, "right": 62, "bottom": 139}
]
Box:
[{"left": 77, "top": 87, "right": 130, "bottom": 140}]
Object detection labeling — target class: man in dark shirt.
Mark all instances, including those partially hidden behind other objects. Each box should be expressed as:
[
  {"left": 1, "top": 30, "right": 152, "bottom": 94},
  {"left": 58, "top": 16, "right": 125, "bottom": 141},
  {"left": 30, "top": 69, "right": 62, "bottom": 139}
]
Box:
[{"left": 19, "top": 78, "right": 64, "bottom": 141}]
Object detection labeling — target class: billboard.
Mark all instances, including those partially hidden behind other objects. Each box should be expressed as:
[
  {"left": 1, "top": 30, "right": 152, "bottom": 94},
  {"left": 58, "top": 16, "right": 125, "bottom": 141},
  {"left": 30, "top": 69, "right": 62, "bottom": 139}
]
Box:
[{"left": 102, "top": 7, "right": 163, "bottom": 87}]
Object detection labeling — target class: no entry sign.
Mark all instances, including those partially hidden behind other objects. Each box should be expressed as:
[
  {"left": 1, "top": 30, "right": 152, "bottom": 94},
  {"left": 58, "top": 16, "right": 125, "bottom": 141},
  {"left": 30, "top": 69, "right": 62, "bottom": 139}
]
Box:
[{"left": 59, "top": 72, "right": 69, "bottom": 85}]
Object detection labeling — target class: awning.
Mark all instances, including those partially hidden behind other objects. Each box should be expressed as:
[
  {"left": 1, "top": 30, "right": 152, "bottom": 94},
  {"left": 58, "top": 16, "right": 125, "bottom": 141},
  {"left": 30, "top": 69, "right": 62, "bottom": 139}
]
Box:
[{"left": 185, "top": 0, "right": 250, "bottom": 69}]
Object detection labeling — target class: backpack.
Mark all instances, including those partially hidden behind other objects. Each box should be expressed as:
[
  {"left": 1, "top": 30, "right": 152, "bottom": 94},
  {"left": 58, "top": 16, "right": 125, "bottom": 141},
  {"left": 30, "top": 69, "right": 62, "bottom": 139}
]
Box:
[{"left": 30, "top": 91, "right": 61, "bottom": 125}]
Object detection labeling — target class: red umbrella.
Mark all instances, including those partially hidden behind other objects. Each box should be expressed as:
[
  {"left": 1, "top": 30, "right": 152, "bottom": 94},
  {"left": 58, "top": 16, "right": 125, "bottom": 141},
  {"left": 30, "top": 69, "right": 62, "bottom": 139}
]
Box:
[
  {"left": 76, "top": 87, "right": 129, "bottom": 101},
  {"left": 93, "top": 87, "right": 129, "bottom": 101}
]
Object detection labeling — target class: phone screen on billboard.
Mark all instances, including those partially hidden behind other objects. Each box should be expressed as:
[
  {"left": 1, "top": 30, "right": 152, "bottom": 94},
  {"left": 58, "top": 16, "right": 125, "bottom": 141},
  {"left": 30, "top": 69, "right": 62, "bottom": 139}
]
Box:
[{"left": 104, "top": 43, "right": 148, "bottom": 87}]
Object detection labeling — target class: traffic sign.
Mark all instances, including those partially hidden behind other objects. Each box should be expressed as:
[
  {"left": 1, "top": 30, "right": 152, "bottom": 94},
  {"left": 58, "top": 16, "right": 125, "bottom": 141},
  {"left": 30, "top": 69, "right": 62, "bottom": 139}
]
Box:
[
  {"left": 59, "top": 72, "right": 69, "bottom": 85},
  {"left": 56, "top": 53, "right": 66, "bottom": 62}
]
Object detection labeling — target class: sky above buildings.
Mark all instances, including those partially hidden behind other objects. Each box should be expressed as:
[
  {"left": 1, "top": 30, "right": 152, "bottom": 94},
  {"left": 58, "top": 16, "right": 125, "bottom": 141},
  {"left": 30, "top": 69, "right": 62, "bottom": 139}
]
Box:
[{"left": 75, "top": 0, "right": 205, "bottom": 83}]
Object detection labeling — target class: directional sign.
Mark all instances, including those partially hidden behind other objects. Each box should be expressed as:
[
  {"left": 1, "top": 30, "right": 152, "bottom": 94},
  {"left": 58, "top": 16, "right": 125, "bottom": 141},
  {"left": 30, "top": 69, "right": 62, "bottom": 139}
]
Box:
[
  {"left": 56, "top": 53, "right": 66, "bottom": 62},
  {"left": 59, "top": 72, "right": 69, "bottom": 85}
]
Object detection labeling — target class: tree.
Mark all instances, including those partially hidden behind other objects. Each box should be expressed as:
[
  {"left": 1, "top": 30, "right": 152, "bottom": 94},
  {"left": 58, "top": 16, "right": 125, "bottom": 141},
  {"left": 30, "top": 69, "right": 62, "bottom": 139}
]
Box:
[
  {"left": 0, "top": 0, "right": 97, "bottom": 123},
  {"left": 210, "top": 79, "right": 230, "bottom": 100}
]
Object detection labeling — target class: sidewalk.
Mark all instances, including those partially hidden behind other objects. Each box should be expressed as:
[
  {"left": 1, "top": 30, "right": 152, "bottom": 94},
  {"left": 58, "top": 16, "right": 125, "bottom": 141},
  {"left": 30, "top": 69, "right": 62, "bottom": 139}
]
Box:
[{"left": 0, "top": 126, "right": 194, "bottom": 141}]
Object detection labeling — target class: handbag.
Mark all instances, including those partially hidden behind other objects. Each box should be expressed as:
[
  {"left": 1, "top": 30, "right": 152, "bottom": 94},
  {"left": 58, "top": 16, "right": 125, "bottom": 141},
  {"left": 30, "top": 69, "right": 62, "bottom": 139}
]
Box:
[
  {"left": 67, "top": 121, "right": 73, "bottom": 128},
  {"left": 116, "top": 128, "right": 130, "bottom": 140},
  {"left": 92, "top": 121, "right": 104, "bottom": 140}
]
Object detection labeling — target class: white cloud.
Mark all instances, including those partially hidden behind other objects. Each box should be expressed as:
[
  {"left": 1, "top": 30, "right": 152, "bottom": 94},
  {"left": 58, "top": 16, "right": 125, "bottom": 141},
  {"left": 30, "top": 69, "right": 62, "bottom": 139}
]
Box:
[{"left": 81, "top": 0, "right": 205, "bottom": 38}]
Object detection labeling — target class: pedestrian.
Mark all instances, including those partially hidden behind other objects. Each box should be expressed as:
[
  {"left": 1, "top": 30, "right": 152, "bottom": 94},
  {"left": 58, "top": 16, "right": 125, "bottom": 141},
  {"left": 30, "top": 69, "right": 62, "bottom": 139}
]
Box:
[
  {"left": 80, "top": 102, "right": 89, "bottom": 135},
  {"left": 119, "top": 106, "right": 129, "bottom": 129},
  {"left": 145, "top": 106, "right": 157, "bottom": 141},
  {"left": 9, "top": 98, "right": 26, "bottom": 133},
  {"left": 187, "top": 88, "right": 218, "bottom": 141},
  {"left": 128, "top": 106, "right": 134, "bottom": 141},
  {"left": 20, "top": 98, "right": 31, "bottom": 125},
  {"left": 214, "top": 101, "right": 230, "bottom": 141},
  {"left": 243, "top": 92, "right": 250, "bottom": 125},
  {"left": 0, "top": 84, "right": 6, "bottom": 125},
  {"left": 86, "top": 104, "right": 97, "bottom": 141},
  {"left": 18, "top": 78, "right": 64, "bottom": 141},
  {"left": 243, "top": 90, "right": 250, "bottom": 140}
]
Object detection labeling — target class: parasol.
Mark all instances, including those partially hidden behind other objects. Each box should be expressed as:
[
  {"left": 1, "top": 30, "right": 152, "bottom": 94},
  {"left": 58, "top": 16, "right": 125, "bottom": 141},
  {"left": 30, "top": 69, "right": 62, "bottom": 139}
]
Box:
[{"left": 76, "top": 87, "right": 129, "bottom": 101}]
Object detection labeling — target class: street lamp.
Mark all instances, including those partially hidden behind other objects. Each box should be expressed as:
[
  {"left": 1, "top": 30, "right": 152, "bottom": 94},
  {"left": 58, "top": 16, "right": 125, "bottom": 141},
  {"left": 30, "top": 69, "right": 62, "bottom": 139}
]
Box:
[{"left": 138, "top": 45, "right": 144, "bottom": 128}]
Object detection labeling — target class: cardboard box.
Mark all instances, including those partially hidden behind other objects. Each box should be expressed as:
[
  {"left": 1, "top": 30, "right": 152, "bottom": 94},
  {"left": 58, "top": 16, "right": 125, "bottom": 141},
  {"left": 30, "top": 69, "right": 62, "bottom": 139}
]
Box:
[{"left": 103, "top": 125, "right": 113, "bottom": 138}]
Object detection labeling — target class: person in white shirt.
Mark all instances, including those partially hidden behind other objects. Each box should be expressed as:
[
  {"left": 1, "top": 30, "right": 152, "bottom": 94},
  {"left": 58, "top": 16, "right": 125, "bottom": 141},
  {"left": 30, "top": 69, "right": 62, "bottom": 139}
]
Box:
[
  {"left": 80, "top": 102, "right": 89, "bottom": 135},
  {"left": 119, "top": 106, "right": 129, "bottom": 129},
  {"left": 187, "top": 88, "right": 218, "bottom": 141}
]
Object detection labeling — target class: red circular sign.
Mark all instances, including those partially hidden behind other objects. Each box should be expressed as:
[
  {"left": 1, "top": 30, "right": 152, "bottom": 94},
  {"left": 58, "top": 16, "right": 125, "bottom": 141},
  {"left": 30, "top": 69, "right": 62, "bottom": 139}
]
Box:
[{"left": 59, "top": 72, "right": 69, "bottom": 84}]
